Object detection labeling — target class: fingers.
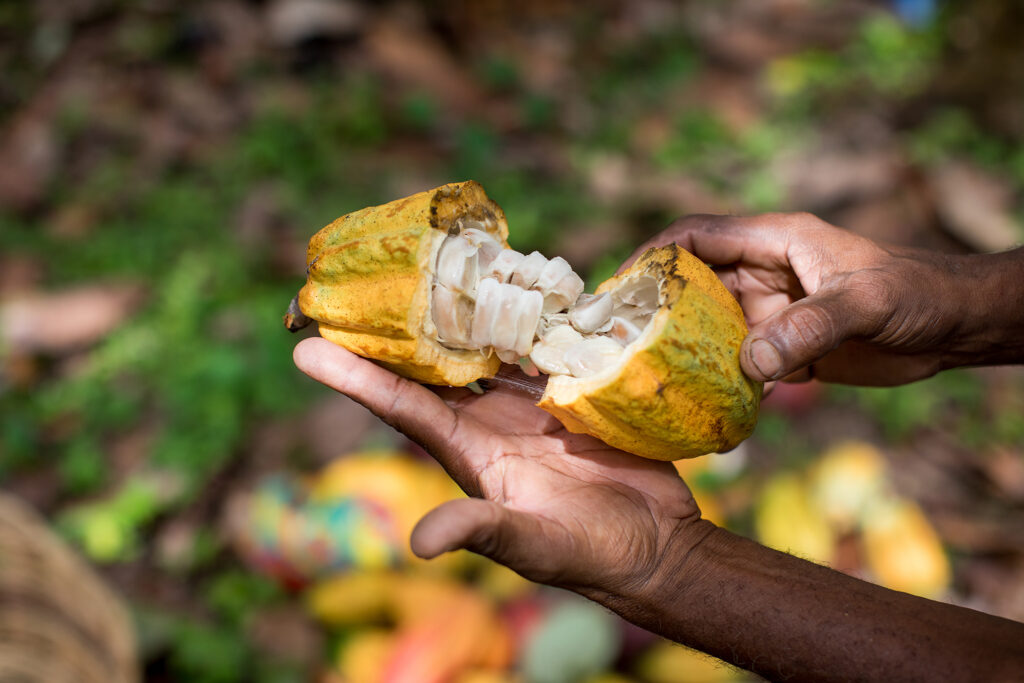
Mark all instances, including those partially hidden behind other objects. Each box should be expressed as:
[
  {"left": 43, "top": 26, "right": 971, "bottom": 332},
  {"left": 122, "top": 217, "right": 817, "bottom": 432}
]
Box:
[
  {"left": 667, "top": 214, "right": 794, "bottom": 266},
  {"left": 741, "top": 287, "right": 882, "bottom": 381},
  {"left": 411, "top": 499, "right": 568, "bottom": 582},
  {"left": 620, "top": 213, "right": 805, "bottom": 273},
  {"left": 293, "top": 338, "right": 481, "bottom": 483}
]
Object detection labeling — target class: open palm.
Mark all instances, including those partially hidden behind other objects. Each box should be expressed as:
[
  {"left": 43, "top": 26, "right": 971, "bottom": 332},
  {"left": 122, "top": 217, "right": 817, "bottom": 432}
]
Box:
[{"left": 293, "top": 337, "right": 702, "bottom": 596}]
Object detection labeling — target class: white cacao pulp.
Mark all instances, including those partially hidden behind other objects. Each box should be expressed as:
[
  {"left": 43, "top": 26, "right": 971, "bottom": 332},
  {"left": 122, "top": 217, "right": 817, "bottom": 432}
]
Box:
[{"left": 430, "top": 221, "right": 659, "bottom": 379}]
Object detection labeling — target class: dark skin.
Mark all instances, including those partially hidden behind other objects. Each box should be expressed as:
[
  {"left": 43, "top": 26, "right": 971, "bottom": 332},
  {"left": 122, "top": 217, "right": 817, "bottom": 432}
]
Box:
[{"left": 294, "top": 213, "right": 1024, "bottom": 682}]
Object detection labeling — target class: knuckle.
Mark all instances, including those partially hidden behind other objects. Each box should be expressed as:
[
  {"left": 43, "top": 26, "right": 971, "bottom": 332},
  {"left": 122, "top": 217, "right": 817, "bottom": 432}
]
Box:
[
  {"left": 667, "top": 213, "right": 726, "bottom": 237},
  {"left": 785, "top": 302, "right": 841, "bottom": 352},
  {"left": 669, "top": 213, "right": 710, "bottom": 228},
  {"left": 842, "top": 271, "right": 898, "bottom": 331},
  {"left": 759, "top": 211, "right": 821, "bottom": 232},
  {"left": 468, "top": 505, "right": 505, "bottom": 557},
  {"left": 787, "top": 211, "right": 823, "bottom": 228}
]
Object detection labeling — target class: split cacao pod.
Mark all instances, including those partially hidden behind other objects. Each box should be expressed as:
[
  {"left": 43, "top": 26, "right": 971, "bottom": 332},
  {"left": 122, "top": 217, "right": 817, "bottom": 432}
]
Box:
[{"left": 291, "top": 181, "right": 761, "bottom": 460}]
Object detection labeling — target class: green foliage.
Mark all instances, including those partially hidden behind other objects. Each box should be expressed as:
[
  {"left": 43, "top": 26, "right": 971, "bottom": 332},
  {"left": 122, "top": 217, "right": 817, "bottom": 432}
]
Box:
[
  {"left": 653, "top": 110, "right": 732, "bottom": 170},
  {"left": 584, "top": 244, "right": 634, "bottom": 291},
  {"left": 137, "top": 601, "right": 307, "bottom": 683},
  {"left": 453, "top": 120, "right": 502, "bottom": 179},
  {"left": 908, "top": 108, "right": 1010, "bottom": 168},
  {"left": 169, "top": 620, "right": 251, "bottom": 683},
  {"left": 399, "top": 91, "right": 440, "bottom": 132},
  {"left": 830, "top": 370, "right": 988, "bottom": 442},
  {"left": 752, "top": 412, "right": 816, "bottom": 469},
  {"left": 58, "top": 474, "right": 175, "bottom": 561},
  {"left": 478, "top": 54, "right": 520, "bottom": 92},
  {"left": 769, "top": 12, "right": 942, "bottom": 104},
  {"left": 0, "top": 397, "right": 40, "bottom": 475},
  {"left": 590, "top": 28, "right": 699, "bottom": 109},
  {"left": 58, "top": 438, "right": 108, "bottom": 494},
  {"left": 521, "top": 93, "right": 557, "bottom": 131},
  {"left": 204, "top": 571, "right": 284, "bottom": 625},
  {"left": 653, "top": 112, "right": 788, "bottom": 212}
]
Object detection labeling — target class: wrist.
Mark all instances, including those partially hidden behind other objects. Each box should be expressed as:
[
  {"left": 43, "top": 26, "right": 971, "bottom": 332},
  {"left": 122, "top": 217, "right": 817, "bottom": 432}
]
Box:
[
  {"left": 584, "top": 517, "right": 719, "bottom": 622},
  {"left": 941, "top": 247, "right": 1024, "bottom": 368}
]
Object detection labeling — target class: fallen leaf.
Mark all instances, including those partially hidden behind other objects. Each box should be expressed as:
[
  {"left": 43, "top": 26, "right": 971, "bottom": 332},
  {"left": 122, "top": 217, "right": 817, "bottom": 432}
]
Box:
[
  {"left": 828, "top": 189, "right": 934, "bottom": 247},
  {"left": 246, "top": 604, "right": 325, "bottom": 668},
  {"left": 265, "top": 0, "right": 364, "bottom": 47},
  {"left": 364, "top": 15, "right": 484, "bottom": 115},
  {"left": 0, "top": 256, "right": 45, "bottom": 296},
  {"left": 774, "top": 147, "right": 902, "bottom": 210},
  {"left": 47, "top": 203, "right": 99, "bottom": 240},
  {"left": 929, "top": 161, "right": 1024, "bottom": 252},
  {"left": 982, "top": 447, "right": 1024, "bottom": 502},
  {"left": 1, "top": 282, "right": 145, "bottom": 354},
  {"left": 0, "top": 116, "right": 59, "bottom": 211}
]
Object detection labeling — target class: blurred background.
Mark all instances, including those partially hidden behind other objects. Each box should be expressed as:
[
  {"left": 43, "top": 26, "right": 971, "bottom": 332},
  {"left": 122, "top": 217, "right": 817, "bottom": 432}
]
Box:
[{"left": 1, "top": 0, "right": 1023, "bottom": 681}]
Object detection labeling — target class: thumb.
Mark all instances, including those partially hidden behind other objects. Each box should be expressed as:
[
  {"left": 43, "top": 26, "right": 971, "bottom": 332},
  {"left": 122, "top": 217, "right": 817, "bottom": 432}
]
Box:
[
  {"left": 411, "top": 499, "right": 567, "bottom": 580},
  {"left": 741, "top": 289, "right": 877, "bottom": 382}
]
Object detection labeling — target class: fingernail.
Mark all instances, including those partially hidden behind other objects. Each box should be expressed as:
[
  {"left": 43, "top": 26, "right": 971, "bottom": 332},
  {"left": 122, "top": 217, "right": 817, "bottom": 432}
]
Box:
[{"left": 749, "top": 339, "right": 782, "bottom": 380}]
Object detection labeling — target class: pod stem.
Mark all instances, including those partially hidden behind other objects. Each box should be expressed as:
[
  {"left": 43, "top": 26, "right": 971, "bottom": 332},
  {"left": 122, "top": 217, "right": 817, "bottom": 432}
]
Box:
[{"left": 283, "top": 293, "right": 313, "bottom": 332}]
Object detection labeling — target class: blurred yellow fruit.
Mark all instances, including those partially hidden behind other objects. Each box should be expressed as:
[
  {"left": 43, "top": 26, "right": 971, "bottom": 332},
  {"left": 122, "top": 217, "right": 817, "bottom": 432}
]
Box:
[
  {"left": 635, "top": 641, "right": 745, "bottom": 683},
  {"left": 307, "top": 571, "right": 395, "bottom": 626},
  {"left": 862, "top": 498, "right": 950, "bottom": 599},
  {"left": 810, "top": 441, "right": 888, "bottom": 532},
  {"left": 335, "top": 629, "right": 394, "bottom": 683},
  {"left": 755, "top": 473, "right": 835, "bottom": 564},
  {"left": 582, "top": 675, "right": 636, "bottom": 683},
  {"left": 690, "top": 487, "right": 726, "bottom": 528},
  {"left": 310, "top": 451, "right": 461, "bottom": 539},
  {"left": 309, "top": 451, "right": 467, "bottom": 571},
  {"left": 312, "top": 571, "right": 511, "bottom": 683},
  {"left": 476, "top": 560, "right": 535, "bottom": 602},
  {"left": 308, "top": 571, "right": 465, "bottom": 627},
  {"left": 454, "top": 671, "right": 522, "bottom": 683},
  {"left": 671, "top": 459, "right": 725, "bottom": 526}
]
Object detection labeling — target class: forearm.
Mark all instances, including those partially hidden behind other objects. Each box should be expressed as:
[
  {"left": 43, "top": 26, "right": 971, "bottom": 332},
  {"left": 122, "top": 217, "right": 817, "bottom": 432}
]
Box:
[
  {"left": 943, "top": 246, "right": 1024, "bottom": 369},
  {"left": 596, "top": 524, "right": 1024, "bottom": 682}
]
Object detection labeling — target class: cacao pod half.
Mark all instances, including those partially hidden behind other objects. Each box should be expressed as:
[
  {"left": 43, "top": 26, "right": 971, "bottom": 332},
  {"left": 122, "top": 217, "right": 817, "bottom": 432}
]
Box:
[{"left": 293, "top": 181, "right": 761, "bottom": 460}]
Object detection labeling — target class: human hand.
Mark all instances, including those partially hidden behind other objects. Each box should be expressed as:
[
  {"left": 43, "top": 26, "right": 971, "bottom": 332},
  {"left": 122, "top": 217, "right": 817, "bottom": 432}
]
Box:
[
  {"left": 624, "top": 213, "right": 974, "bottom": 386},
  {"left": 293, "top": 337, "right": 709, "bottom": 600}
]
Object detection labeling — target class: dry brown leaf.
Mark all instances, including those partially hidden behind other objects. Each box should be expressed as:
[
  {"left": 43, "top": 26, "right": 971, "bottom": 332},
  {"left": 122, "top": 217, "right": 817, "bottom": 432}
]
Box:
[
  {"left": 0, "top": 116, "right": 59, "bottom": 211},
  {"left": 246, "top": 605, "right": 324, "bottom": 668},
  {"left": 1, "top": 282, "right": 145, "bottom": 355},
  {"left": 775, "top": 148, "right": 902, "bottom": 210},
  {"left": 0, "top": 256, "right": 46, "bottom": 296},
  {"left": 929, "top": 161, "right": 1024, "bottom": 252},
  {"left": 364, "top": 15, "right": 484, "bottom": 115},
  {"left": 828, "top": 191, "right": 932, "bottom": 247},
  {"left": 982, "top": 447, "right": 1024, "bottom": 501},
  {"left": 265, "top": 0, "right": 364, "bottom": 46}
]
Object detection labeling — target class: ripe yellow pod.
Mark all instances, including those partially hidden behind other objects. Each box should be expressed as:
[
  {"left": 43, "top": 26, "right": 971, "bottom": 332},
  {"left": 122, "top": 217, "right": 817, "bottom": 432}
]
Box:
[
  {"left": 298, "top": 181, "right": 508, "bottom": 385},
  {"left": 539, "top": 244, "right": 761, "bottom": 459}
]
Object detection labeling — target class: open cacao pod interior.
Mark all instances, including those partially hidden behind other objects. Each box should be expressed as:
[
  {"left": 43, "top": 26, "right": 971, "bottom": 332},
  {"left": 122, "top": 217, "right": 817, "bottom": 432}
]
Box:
[{"left": 429, "top": 223, "right": 658, "bottom": 379}]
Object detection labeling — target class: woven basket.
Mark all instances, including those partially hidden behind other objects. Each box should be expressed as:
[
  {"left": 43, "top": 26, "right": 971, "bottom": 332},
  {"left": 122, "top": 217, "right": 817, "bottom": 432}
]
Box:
[{"left": 0, "top": 494, "right": 138, "bottom": 683}]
